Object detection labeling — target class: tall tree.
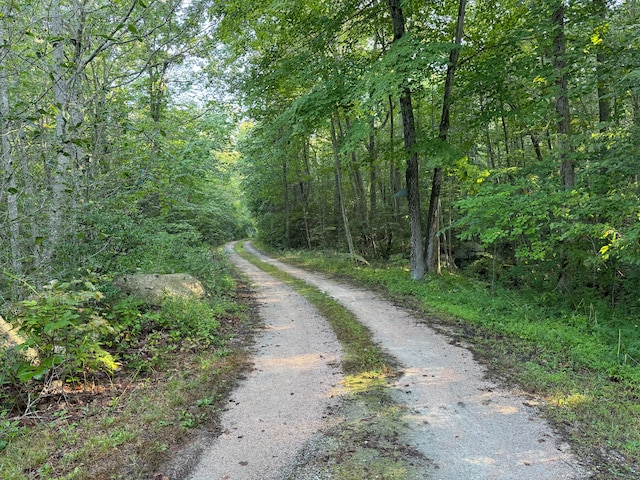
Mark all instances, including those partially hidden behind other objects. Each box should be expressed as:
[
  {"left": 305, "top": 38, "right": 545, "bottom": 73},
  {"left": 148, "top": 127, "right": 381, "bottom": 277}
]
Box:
[
  {"left": 0, "top": 2, "right": 22, "bottom": 275},
  {"left": 425, "top": 0, "right": 467, "bottom": 274},
  {"left": 388, "top": 0, "right": 426, "bottom": 280},
  {"left": 552, "top": 0, "right": 574, "bottom": 189}
]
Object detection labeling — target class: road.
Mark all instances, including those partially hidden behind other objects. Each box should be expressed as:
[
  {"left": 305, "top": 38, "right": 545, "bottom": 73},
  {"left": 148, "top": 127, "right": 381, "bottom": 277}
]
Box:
[{"left": 186, "top": 241, "right": 589, "bottom": 479}]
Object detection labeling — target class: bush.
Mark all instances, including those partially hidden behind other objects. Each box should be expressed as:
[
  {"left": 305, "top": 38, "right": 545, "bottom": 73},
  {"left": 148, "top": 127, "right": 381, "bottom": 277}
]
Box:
[
  {"left": 157, "top": 297, "right": 221, "bottom": 345},
  {"left": 10, "top": 280, "right": 119, "bottom": 385}
]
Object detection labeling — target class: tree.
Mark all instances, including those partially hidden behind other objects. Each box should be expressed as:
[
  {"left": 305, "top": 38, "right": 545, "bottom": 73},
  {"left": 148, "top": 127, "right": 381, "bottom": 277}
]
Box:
[
  {"left": 425, "top": 0, "right": 467, "bottom": 274},
  {"left": 551, "top": 0, "right": 574, "bottom": 189},
  {"left": 387, "top": 0, "right": 426, "bottom": 280},
  {"left": 0, "top": 2, "right": 22, "bottom": 276}
]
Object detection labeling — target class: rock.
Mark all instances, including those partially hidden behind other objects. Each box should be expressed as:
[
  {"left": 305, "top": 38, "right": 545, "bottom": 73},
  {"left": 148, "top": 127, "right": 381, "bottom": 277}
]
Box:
[
  {"left": 0, "top": 314, "right": 39, "bottom": 363},
  {"left": 113, "top": 273, "right": 205, "bottom": 306}
]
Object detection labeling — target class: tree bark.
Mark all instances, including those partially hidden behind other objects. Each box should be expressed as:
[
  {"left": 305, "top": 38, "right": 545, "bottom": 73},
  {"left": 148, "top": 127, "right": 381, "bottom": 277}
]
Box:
[
  {"left": 282, "top": 156, "right": 290, "bottom": 248},
  {"left": 425, "top": 0, "right": 467, "bottom": 274},
  {"left": 331, "top": 116, "right": 356, "bottom": 259},
  {"left": 552, "top": 2, "right": 574, "bottom": 189},
  {"left": 388, "top": 0, "right": 426, "bottom": 280},
  {"left": 0, "top": 4, "right": 22, "bottom": 275}
]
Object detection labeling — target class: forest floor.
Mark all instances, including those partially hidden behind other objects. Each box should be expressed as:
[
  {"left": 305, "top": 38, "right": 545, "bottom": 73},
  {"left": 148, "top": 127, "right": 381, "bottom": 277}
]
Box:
[{"left": 172, "top": 242, "right": 591, "bottom": 479}]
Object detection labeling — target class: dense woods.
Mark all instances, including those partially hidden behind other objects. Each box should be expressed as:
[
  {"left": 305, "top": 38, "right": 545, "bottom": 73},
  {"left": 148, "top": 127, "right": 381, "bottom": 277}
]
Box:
[
  {"left": 1, "top": 0, "right": 640, "bottom": 476},
  {"left": 0, "top": 0, "right": 251, "bottom": 428},
  {"left": 215, "top": 0, "right": 639, "bottom": 311},
  {"left": 1, "top": 0, "right": 638, "bottom": 374},
  {"left": 0, "top": 0, "right": 250, "bottom": 298}
]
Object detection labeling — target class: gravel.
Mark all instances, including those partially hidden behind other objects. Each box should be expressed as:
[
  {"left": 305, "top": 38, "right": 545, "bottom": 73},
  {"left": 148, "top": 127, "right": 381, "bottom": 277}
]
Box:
[{"left": 186, "top": 244, "right": 344, "bottom": 480}]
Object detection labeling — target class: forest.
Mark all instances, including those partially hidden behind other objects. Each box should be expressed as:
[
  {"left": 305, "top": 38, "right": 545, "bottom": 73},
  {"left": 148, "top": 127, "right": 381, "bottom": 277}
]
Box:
[
  {"left": 224, "top": 0, "right": 639, "bottom": 298},
  {"left": 0, "top": 0, "right": 639, "bottom": 477}
]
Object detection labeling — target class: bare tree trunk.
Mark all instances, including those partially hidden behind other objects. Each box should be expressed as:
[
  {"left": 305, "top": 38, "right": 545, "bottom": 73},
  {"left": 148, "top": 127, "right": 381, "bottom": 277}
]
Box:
[
  {"left": 366, "top": 117, "right": 377, "bottom": 230},
  {"left": 501, "top": 113, "right": 511, "bottom": 167},
  {"left": 282, "top": 156, "right": 290, "bottom": 248},
  {"left": 0, "top": 4, "right": 22, "bottom": 275},
  {"left": 43, "top": 0, "right": 72, "bottom": 268},
  {"left": 344, "top": 116, "right": 368, "bottom": 226},
  {"left": 297, "top": 143, "right": 312, "bottom": 249},
  {"left": 531, "top": 134, "right": 543, "bottom": 162},
  {"left": 425, "top": 0, "right": 467, "bottom": 274},
  {"left": 388, "top": 95, "right": 403, "bottom": 238},
  {"left": 388, "top": 0, "right": 426, "bottom": 280}
]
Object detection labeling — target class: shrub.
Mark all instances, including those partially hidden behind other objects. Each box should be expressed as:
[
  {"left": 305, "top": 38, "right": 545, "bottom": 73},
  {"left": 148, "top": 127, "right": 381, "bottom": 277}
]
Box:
[
  {"left": 10, "top": 280, "right": 119, "bottom": 385},
  {"left": 157, "top": 298, "right": 221, "bottom": 345}
]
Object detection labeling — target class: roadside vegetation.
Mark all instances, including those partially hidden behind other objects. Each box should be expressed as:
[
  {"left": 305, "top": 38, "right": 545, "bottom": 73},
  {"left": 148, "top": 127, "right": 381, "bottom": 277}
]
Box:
[
  {"left": 0, "top": 244, "right": 255, "bottom": 479},
  {"left": 258, "top": 242, "right": 640, "bottom": 479}
]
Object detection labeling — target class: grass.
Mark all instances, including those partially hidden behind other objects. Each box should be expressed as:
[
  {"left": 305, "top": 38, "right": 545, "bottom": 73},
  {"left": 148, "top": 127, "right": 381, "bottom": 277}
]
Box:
[
  {"left": 234, "top": 241, "right": 432, "bottom": 478},
  {"left": 256, "top": 242, "right": 640, "bottom": 479}
]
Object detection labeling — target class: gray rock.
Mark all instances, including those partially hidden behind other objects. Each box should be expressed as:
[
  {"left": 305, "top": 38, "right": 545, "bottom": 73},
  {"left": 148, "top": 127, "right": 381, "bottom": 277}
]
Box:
[{"left": 114, "top": 273, "right": 205, "bottom": 306}]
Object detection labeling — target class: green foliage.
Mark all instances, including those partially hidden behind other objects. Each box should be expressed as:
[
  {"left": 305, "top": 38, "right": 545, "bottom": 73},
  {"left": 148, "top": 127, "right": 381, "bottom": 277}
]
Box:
[
  {"left": 157, "top": 298, "right": 222, "bottom": 346},
  {"left": 0, "top": 410, "right": 23, "bottom": 452},
  {"left": 10, "top": 280, "right": 119, "bottom": 385}
]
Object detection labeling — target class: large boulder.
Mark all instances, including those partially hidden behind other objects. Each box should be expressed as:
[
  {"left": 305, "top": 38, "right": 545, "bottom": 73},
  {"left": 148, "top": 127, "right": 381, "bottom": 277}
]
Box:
[{"left": 114, "top": 273, "right": 205, "bottom": 306}]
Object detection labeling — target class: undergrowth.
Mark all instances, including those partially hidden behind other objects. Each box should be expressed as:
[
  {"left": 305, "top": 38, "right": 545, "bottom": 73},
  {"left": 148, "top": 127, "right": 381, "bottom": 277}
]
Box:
[
  {"left": 0, "top": 248, "right": 252, "bottom": 479},
  {"left": 259, "top": 242, "right": 640, "bottom": 479}
]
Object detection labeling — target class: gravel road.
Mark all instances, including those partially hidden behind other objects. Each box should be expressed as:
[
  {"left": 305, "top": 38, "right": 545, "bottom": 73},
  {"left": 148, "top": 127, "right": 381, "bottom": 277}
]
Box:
[{"left": 187, "top": 241, "right": 589, "bottom": 479}]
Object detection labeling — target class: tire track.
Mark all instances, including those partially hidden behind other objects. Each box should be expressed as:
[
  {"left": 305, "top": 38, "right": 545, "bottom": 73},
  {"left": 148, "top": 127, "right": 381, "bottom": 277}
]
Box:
[{"left": 242, "top": 241, "right": 589, "bottom": 480}]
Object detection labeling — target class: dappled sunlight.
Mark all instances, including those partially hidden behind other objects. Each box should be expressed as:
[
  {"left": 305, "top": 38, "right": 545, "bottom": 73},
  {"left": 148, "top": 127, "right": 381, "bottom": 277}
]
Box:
[
  {"left": 259, "top": 352, "right": 331, "bottom": 371},
  {"left": 550, "top": 392, "right": 591, "bottom": 408},
  {"left": 488, "top": 402, "right": 519, "bottom": 416},
  {"left": 342, "top": 371, "right": 387, "bottom": 393}
]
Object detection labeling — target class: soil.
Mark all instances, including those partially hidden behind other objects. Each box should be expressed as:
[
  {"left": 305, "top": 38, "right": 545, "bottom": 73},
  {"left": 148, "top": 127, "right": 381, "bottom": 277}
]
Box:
[{"left": 180, "top": 242, "right": 591, "bottom": 479}]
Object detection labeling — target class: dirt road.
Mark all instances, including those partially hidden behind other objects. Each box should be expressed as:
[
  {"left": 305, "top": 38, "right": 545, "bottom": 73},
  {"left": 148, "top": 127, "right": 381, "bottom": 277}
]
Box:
[{"left": 187, "top": 242, "right": 589, "bottom": 479}]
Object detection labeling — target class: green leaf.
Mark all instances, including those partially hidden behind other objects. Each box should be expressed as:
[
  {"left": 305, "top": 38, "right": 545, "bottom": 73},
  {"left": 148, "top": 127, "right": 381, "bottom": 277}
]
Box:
[{"left": 43, "top": 319, "right": 72, "bottom": 334}]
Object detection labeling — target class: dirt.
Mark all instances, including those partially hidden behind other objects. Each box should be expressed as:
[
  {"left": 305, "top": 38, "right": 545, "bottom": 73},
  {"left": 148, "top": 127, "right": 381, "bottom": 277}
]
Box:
[{"left": 182, "top": 241, "right": 590, "bottom": 479}]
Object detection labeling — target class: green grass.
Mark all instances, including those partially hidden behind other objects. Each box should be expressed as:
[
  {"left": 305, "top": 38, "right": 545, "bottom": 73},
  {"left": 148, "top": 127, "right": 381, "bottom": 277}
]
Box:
[{"left": 256, "top": 242, "right": 640, "bottom": 479}]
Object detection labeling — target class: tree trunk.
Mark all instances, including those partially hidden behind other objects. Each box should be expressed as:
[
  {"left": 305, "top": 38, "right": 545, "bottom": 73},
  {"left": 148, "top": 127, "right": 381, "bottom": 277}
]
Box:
[
  {"left": 43, "top": 0, "right": 73, "bottom": 268},
  {"left": 388, "top": 0, "right": 426, "bottom": 280},
  {"left": 344, "top": 116, "right": 368, "bottom": 226},
  {"left": 552, "top": 2, "right": 574, "bottom": 189},
  {"left": 593, "top": 0, "right": 611, "bottom": 129},
  {"left": 425, "top": 0, "right": 467, "bottom": 274},
  {"left": 0, "top": 4, "right": 22, "bottom": 275},
  {"left": 331, "top": 116, "right": 356, "bottom": 259},
  {"left": 531, "top": 134, "right": 543, "bottom": 162},
  {"left": 282, "top": 156, "right": 290, "bottom": 248},
  {"left": 366, "top": 117, "right": 378, "bottom": 231},
  {"left": 388, "top": 95, "right": 403, "bottom": 238}
]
